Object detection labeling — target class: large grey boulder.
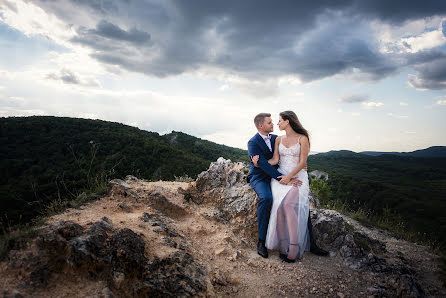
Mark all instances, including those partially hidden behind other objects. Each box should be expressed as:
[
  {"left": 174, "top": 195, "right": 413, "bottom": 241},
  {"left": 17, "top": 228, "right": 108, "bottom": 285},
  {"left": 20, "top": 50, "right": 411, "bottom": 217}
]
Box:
[
  {"left": 309, "top": 170, "right": 329, "bottom": 181},
  {"left": 184, "top": 158, "right": 330, "bottom": 241},
  {"left": 185, "top": 157, "right": 259, "bottom": 239}
]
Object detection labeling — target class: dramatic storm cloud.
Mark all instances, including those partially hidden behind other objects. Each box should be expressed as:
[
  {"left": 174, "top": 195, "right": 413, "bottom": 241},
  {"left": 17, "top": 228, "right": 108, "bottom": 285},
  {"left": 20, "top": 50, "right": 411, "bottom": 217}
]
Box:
[
  {"left": 16, "top": 0, "right": 445, "bottom": 86},
  {"left": 1, "top": 0, "right": 445, "bottom": 152}
]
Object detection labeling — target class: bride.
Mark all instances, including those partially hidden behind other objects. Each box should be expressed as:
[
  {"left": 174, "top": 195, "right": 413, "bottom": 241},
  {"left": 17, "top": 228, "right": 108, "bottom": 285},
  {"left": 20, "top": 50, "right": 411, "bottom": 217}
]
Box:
[{"left": 252, "top": 111, "right": 310, "bottom": 262}]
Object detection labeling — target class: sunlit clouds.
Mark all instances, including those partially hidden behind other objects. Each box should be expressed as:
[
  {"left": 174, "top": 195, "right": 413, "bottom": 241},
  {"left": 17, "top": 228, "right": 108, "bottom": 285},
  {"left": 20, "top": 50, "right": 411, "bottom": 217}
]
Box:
[{"left": 0, "top": 0, "right": 445, "bottom": 152}]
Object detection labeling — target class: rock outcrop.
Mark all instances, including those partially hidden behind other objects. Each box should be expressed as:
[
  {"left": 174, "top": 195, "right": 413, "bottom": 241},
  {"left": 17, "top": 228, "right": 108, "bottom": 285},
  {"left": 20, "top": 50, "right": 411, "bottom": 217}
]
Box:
[
  {"left": 4, "top": 216, "right": 211, "bottom": 297},
  {"left": 309, "top": 170, "right": 329, "bottom": 181},
  {"left": 184, "top": 157, "right": 321, "bottom": 241},
  {"left": 184, "top": 157, "right": 259, "bottom": 240},
  {"left": 1, "top": 158, "right": 443, "bottom": 297},
  {"left": 183, "top": 158, "right": 431, "bottom": 297}
]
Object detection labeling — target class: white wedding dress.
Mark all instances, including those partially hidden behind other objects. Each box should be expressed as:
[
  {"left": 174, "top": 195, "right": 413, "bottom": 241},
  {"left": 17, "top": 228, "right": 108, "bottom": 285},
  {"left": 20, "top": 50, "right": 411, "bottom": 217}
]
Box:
[{"left": 265, "top": 136, "right": 310, "bottom": 260}]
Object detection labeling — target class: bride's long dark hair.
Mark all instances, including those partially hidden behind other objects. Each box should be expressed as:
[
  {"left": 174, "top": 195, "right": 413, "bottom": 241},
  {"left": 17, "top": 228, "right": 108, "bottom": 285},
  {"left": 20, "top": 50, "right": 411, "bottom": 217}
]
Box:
[{"left": 279, "top": 111, "right": 310, "bottom": 147}]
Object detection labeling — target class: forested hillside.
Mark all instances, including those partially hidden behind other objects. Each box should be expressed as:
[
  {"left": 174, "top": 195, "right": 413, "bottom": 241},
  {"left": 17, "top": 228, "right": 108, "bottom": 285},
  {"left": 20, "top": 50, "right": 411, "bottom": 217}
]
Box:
[
  {"left": 360, "top": 146, "right": 446, "bottom": 158},
  {"left": 2, "top": 116, "right": 445, "bottom": 254},
  {"left": 308, "top": 151, "right": 446, "bottom": 251},
  {"left": 0, "top": 116, "right": 248, "bottom": 227},
  {"left": 163, "top": 131, "right": 248, "bottom": 163}
]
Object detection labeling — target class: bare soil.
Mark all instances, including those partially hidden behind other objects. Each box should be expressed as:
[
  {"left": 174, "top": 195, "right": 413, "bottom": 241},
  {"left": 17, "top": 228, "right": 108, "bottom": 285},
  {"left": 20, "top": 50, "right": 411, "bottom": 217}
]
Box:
[{"left": 1, "top": 180, "right": 444, "bottom": 297}]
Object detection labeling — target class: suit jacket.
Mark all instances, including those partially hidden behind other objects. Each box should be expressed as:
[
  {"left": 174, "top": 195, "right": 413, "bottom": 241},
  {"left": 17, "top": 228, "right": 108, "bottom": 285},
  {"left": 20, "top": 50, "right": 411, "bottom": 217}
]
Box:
[{"left": 247, "top": 132, "right": 282, "bottom": 184}]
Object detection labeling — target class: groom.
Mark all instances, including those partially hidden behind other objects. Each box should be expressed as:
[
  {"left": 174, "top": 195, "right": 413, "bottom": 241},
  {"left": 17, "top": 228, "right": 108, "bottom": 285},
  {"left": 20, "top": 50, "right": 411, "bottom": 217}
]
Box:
[{"left": 247, "top": 113, "right": 328, "bottom": 258}]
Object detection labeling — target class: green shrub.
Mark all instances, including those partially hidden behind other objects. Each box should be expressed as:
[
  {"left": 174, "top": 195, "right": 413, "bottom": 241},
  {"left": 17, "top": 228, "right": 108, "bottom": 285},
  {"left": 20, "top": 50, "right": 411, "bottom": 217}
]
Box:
[{"left": 310, "top": 178, "right": 332, "bottom": 205}]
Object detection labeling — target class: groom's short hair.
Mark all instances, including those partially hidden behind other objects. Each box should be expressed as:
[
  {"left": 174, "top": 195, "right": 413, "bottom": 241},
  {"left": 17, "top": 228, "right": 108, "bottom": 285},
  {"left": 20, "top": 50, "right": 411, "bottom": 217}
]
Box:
[{"left": 254, "top": 113, "right": 271, "bottom": 128}]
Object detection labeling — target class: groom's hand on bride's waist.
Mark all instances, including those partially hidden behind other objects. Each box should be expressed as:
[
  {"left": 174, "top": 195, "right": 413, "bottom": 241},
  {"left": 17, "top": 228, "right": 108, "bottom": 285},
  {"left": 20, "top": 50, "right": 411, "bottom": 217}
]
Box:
[
  {"left": 288, "top": 177, "right": 302, "bottom": 187},
  {"left": 278, "top": 175, "right": 302, "bottom": 187}
]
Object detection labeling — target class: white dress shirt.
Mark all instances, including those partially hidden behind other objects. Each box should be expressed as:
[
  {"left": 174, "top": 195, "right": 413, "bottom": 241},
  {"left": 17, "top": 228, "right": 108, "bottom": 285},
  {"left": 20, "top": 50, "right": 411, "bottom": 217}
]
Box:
[{"left": 259, "top": 132, "right": 272, "bottom": 151}]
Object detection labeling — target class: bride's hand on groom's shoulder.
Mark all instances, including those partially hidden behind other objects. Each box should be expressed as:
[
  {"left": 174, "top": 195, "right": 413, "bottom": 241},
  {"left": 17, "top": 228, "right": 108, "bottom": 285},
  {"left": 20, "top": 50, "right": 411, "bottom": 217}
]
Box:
[{"left": 250, "top": 155, "right": 259, "bottom": 167}]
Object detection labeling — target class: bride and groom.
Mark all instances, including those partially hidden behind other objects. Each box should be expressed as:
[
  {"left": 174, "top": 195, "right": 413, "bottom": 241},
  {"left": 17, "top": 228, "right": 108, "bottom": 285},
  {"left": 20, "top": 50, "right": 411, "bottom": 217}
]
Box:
[{"left": 247, "top": 111, "right": 328, "bottom": 262}]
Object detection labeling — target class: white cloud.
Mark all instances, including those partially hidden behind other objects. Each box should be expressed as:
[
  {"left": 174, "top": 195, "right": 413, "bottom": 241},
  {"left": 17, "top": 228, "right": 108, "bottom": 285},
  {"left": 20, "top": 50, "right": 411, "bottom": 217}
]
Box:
[
  {"left": 362, "top": 101, "right": 384, "bottom": 108},
  {"left": 0, "top": 0, "right": 75, "bottom": 48},
  {"left": 77, "top": 113, "right": 99, "bottom": 120},
  {"left": 387, "top": 113, "right": 408, "bottom": 119},
  {"left": 399, "top": 101, "right": 408, "bottom": 106},
  {"left": 1, "top": 1, "right": 445, "bottom": 153},
  {"left": 10, "top": 96, "right": 24, "bottom": 101},
  {"left": 218, "top": 84, "right": 229, "bottom": 91},
  {"left": 399, "top": 23, "right": 446, "bottom": 53},
  {"left": 374, "top": 16, "right": 446, "bottom": 53},
  {"left": 47, "top": 51, "right": 111, "bottom": 77},
  {"left": 339, "top": 94, "right": 369, "bottom": 103},
  {"left": 278, "top": 75, "right": 302, "bottom": 85},
  {"left": 232, "top": 78, "right": 280, "bottom": 98},
  {"left": 46, "top": 68, "right": 101, "bottom": 87},
  {"left": 0, "top": 108, "right": 46, "bottom": 117}
]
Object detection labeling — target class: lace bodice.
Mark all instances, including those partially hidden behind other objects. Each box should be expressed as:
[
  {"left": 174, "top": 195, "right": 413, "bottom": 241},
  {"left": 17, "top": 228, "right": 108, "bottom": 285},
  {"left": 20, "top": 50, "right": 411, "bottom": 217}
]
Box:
[{"left": 278, "top": 140, "right": 303, "bottom": 177}]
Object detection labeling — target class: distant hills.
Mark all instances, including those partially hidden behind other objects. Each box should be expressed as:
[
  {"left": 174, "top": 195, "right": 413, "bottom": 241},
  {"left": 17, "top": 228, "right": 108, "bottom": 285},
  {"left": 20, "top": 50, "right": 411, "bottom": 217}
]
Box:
[
  {"left": 312, "top": 146, "right": 446, "bottom": 158},
  {"left": 308, "top": 151, "right": 446, "bottom": 252},
  {"left": 360, "top": 146, "right": 446, "bottom": 158},
  {"left": 2, "top": 116, "right": 445, "bottom": 252},
  {"left": 0, "top": 116, "right": 248, "bottom": 226},
  {"left": 162, "top": 131, "right": 248, "bottom": 163}
]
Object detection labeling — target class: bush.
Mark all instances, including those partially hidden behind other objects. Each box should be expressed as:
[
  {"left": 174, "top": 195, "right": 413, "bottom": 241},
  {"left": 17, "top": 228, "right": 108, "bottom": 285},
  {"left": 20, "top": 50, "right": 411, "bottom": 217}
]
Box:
[{"left": 310, "top": 178, "right": 332, "bottom": 205}]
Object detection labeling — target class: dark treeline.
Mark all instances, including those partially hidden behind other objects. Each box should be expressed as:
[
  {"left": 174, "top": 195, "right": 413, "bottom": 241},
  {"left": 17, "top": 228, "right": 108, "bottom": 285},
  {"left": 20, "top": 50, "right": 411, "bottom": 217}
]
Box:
[
  {"left": 0, "top": 116, "right": 248, "bottom": 227},
  {"left": 308, "top": 151, "right": 446, "bottom": 251},
  {"left": 2, "top": 116, "right": 445, "bottom": 254}
]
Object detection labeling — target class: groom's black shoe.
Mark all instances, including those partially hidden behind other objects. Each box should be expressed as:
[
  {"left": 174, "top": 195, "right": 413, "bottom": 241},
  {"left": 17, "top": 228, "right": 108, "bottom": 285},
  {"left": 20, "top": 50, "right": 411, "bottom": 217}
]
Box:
[
  {"left": 257, "top": 239, "right": 268, "bottom": 258},
  {"left": 310, "top": 241, "right": 329, "bottom": 256}
]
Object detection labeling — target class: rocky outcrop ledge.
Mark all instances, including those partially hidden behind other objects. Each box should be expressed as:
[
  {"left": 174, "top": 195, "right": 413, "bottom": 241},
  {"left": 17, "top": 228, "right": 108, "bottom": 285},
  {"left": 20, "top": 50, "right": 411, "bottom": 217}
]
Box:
[
  {"left": 183, "top": 158, "right": 435, "bottom": 297},
  {"left": 1, "top": 158, "right": 444, "bottom": 297}
]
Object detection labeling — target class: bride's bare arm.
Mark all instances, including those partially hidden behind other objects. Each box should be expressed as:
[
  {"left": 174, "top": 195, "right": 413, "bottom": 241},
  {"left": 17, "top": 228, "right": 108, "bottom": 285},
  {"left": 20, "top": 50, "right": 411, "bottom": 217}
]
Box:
[
  {"left": 279, "top": 136, "right": 309, "bottom": 184},
  {"left": 267, "top": 136, "right": 281, "bottom": 165}
]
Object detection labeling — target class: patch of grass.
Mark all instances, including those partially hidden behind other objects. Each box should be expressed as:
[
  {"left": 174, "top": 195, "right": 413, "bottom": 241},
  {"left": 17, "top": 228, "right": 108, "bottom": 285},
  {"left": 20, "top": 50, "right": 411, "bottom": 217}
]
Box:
[
  {"left": 43, "top": 175, "right": 108, "bottom": 217},
  {"left": 174, "top": 175, "right": 194, "bottom": 183},
  {"left": 314, "top": 191, "right": 446, "bottom": 263},
  {"left": 344, "top": 221, "right": 356, "bottom": 233},
  {"left": 353, "top": 233, "right": 371, "bottom": 253},
  {"left": 0, "top": 223, "right": 40, "bottom": 261},
  {"left": 440, "top": 255, "right": 446, "bottom": 287},
  {"left": 347, "top": 208, "right": 375, "bottom": 228},
  {"left": 1, "top": 174, "right": 108, "bottom": 261},
  {"left": 44, "top": 197, "right": 70, "bottom": 216}
]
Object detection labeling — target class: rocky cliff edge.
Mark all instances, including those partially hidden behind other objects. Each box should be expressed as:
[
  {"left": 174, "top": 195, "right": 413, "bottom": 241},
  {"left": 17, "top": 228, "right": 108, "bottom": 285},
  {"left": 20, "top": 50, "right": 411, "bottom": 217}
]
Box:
[{"left": 1, "top": 158, "right": 444, "bottom": 297}]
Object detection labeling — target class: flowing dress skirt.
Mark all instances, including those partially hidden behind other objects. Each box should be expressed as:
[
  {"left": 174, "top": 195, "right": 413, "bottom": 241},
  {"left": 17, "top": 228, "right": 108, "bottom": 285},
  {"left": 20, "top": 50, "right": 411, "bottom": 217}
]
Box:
[{"left": 265, "top": 170, "right": 310, "bottom": 259}]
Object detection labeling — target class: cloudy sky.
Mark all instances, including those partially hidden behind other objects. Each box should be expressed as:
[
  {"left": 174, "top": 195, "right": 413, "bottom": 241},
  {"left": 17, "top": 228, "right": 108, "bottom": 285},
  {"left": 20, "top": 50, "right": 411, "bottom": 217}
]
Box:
[{"left": 1, "top": 0, "right": 445, "bottom": 152}]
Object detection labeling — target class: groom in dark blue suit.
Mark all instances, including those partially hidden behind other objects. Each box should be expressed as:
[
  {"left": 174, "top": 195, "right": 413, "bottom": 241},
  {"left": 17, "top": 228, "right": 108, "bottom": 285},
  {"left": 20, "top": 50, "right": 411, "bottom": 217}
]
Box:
[{"left": 247, "top": 113, "right": 328, "bottom": 258}]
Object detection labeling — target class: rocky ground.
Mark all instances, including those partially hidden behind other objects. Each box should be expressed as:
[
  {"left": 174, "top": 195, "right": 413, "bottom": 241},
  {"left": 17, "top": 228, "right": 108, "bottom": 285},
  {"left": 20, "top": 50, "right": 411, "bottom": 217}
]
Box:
[{"left": 1, "top": 158, "right": 445, "bottom": 297}]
